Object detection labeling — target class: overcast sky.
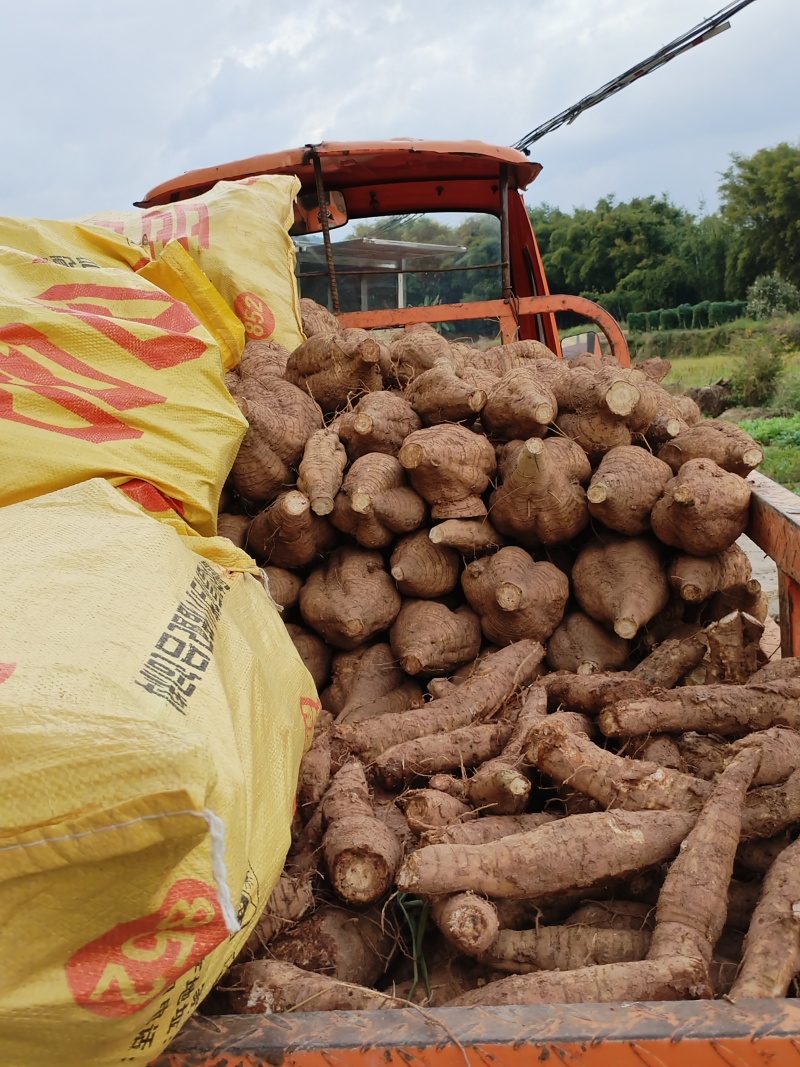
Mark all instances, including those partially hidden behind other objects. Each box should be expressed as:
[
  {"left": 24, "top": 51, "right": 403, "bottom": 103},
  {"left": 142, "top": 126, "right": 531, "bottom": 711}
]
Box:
[{"left": 1, "top": 0, "right": 796, "bottom": 222}]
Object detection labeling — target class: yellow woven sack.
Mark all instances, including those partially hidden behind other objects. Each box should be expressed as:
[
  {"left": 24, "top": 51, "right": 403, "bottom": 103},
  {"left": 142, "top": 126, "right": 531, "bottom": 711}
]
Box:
[
  {"left": 0, "top": 221, "right": 247, "bottom": 535},
  {"left": 79, "top": 175, "right": 305, "bottom": 352},
  {"left": 0, "top": 479, "right": 319, "bottom": 1067}
]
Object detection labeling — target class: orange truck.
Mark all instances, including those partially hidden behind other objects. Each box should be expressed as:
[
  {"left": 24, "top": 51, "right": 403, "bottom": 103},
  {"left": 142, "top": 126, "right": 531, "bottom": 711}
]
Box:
[{"left": 140, "top": 139, "right": 800, "bottom": 1066}]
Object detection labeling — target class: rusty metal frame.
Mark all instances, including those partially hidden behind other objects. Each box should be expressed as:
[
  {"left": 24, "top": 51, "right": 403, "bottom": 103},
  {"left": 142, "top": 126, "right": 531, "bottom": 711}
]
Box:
[
  {"left": 152, "top": 999, "right": 800, "bottom": 1066},
  {"left": 747, "top": 470, "right": 800, "bottom": 656},
  {"left": 337, "top": 294, "right": 630, "bottom": 366}
]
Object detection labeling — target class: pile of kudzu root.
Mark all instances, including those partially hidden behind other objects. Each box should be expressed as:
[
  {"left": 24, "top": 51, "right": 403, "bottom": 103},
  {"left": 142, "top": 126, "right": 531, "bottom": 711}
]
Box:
[{"left": 213, "top": 299, "right": 800, "bottom": 1013}]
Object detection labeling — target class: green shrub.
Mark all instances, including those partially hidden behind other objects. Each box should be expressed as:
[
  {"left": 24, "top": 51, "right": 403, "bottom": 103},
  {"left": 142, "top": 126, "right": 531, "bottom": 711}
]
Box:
[
  {"left": 627, "top": 311, "right": 647, "bottom": 332},
  {"left": 646, "top": 310, "right": 662, "bottom": 331},
  {"left": 678, "top": 303, "right": 693, "bottom": 329},
  {"left": 746, "top": 273, "right": 800, "bottom": 319},
  {"left": 659, "top": 308, "right": 679, "bottom": 331},
  {"left": 692, "top": 301, "right": 710, "bottom": 329},
  {"left": 705, "top": 326, "right": 732, "bottom": 351},
  {"left": 729, "top": 338, "right": 784, "bottom": 406},
  {"left": 768, "top": 371, "right": 800, "bottom": 416},
  {"left": 775, "top": 318, "right": 800, "bottom": 352}
]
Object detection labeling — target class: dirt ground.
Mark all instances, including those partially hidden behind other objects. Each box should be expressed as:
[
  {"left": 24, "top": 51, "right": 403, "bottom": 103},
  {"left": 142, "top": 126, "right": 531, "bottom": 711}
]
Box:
[
  {"left": 738, "top": 533, "right": 782, "bottom": 660},
  {"left": 739, "top": 533, "right": 780, "bottom": 619}
]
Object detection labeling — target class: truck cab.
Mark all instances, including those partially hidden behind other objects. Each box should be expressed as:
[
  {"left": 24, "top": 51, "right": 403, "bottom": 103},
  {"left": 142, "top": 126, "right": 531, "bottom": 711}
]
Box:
[{"left": 138, "top": 139, "right": 629, "bottom": 364}]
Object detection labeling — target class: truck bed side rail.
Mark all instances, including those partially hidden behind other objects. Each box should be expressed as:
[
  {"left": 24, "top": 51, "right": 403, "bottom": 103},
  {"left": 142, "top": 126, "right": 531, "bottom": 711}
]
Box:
[
  {"left": 748, "top": 470, "right": 800, "bottom": 657},
  {"left": 152, "top": 998, "right": 800, "bottom": 1066},
  {"left": 337, "top": 294, "right": 631, "bottom": 366}
]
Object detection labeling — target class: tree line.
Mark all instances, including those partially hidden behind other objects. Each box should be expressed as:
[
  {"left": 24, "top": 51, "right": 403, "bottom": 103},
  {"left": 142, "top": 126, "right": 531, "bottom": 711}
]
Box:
[{"left": 352, "top": 141, "right": 800, "bottom": 324}]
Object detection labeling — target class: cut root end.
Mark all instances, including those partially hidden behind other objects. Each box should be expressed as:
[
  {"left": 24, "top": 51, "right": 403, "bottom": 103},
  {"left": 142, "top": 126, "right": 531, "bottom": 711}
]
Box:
[
  {"left": 587, "top": 485, "right": 609, "bottom": 504},
  {"left": 495, "top": 583, "right": 523, "bottom": 612}
]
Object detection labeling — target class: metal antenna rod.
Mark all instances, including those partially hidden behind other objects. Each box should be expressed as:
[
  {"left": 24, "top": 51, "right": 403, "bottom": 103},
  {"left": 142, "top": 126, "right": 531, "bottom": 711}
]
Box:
[{"left": 513, "top": 0, "right": 762, "bottom": 153}]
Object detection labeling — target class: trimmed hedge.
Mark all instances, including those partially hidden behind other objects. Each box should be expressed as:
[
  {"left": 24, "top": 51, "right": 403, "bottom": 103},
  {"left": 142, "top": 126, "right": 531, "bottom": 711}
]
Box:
[
  {"left": 691, "top": 301, "right": 710, "bottom": 329},
  {"left": 626, "top": 300, "right": 751, "bottom": 334}
]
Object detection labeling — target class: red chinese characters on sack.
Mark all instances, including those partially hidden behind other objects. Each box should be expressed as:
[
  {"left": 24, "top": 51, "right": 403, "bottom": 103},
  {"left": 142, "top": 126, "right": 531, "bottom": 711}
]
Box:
[
  {"left": 90, "top": 203, "right": 211, "bottom": 253},
  {"left": 65, "top": 878, "right": 228, "bottom": 1018}
]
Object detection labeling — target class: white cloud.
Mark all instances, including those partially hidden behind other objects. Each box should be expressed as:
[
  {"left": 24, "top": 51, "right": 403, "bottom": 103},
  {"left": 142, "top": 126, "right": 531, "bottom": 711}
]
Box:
[{"left": 0, "top": 0, "right": 795, "bottom": 218}]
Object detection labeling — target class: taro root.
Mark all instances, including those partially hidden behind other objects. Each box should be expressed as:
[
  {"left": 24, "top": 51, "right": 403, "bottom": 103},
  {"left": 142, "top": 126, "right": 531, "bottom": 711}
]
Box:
[
  {"left": 333, "top": 391, "right": 421, "bottom": 459},
  {"left": 480, "top": 367, "right": 558, "bottom": 440},
  {"left": 286, "top": 328, "right": 383, "bottom": 412},
  {"left": 331, "top": 453, "right": 427, "bottom": 549},
  {"left": 248, "top": 490, "right": 337, "bottom": 567},
  {"left": 390, "top": 600, "right": 482, "bottom": 676},
  {"left": 547, "top": 612, "right": 629, "bottom": 674},
  {"left": 390, "top": 531, "right": 461, "bottom": 598},
  {"left": 657, "top": 421, "right": 764, "bottom": 477},
  {"left": 399, "top": 424, "right": 497, "bottom": 520},
  {"left": 300, "top": 547, "right": 402, "bottom": 650},
  {"left": 461, "top": 546, "right": 569, "bottom": 646},
  {"left": 489, "top": 437, "right": 590, "bottom": 548},
  {"left": 572, "top": 534, "right": 670, "bottom": 640},
  {"left": 587, "top": 446, "right": 673, "bottom": 536},
  {"left": 650, "top": 458, "right": 751, "bottom": 557}
]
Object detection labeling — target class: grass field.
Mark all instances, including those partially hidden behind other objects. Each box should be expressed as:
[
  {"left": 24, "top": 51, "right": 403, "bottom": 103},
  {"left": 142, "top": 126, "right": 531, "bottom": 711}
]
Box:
[
  {"left": 663, "top": 352, "right": 800, "bottom": 393},
  {"left": 663, "top": 355, "right": 744, "bottom": 391}
]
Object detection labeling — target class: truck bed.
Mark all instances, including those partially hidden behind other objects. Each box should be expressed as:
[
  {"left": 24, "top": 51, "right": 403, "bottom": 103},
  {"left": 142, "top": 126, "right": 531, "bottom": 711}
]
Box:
[{"left": 151, "top": 471, "right": 800, "bottom": 1067}]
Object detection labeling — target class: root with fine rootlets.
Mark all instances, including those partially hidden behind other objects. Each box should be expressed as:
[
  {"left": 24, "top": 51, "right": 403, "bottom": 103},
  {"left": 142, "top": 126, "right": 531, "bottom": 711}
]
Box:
[
  {"left": 399, "top": 423, "right": 497, "bottom": 520},
  {"left": 731, "top": 836, "right": 800, "bottom": 997},
  {"left": 248, "top": 490, "right": 337, "bottom": 568},
  {"left": 285, "top": 328, "right": 383, "bottom": 412},
  {"left": 397, "top": 810, "right": 696, "bottom": 899},
  {"left": 228, "top": 960, "right": 404, "bottom": 1013},
  {"left": 479, "top": 924, "right": 652, "bottom": 973},
  {"left": 444, "top": 955, "right": 705, "bottom": 1006},
  {"left": 373, "top": 721, "right": 513, "bottom": 789},
  {"left": 526, "top": 714, "right": 712, "bottom": 813},
  {"left": 647, "top": 748, "right": 760, "bottom": 968},
  {"left": 390, "top": 600, "right": 482, "bottom": 677},
  {"left": 650, "top": 458, "right": 751, "bottom": 557},
  {"left": 466, "top": 688, "right": 546, "bottom": 815},
  {"left": 488, "top": 437, "right": 590, "bottom": 548},
  {"left": 320, "top": 760, "right": 403, "bottom": 905},
  {"left": 461, "top": 547, "right": 569, "bottom": 646},
  {"left": 546, "top": 612, "right": 629, "bottom": 675},
  {"left": 333, "top": 639, "right": 544, "bottom": 762},
  {"left": 657, "top": 420, "right": 764, "bottom": 477},
  {"left": 390, "top": 530, "right": 460, "bottom": 598},
  {"left": 333, "top": 391, "right": 421, "bottom": 459},
  {"left": 207, "top": 317, "right": 787, "bottom": 1020},
  {"left": 300, "top": 547, "right": 402, "bottom": 651},
  {"left": 599, "top": 679, "right": 800, "bottom": 738}
]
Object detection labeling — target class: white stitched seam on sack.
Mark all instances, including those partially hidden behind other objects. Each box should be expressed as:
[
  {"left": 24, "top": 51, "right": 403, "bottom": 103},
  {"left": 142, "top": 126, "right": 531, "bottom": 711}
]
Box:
[{"left": 1, "top": 807, "right": 242, "bottom": 936}]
